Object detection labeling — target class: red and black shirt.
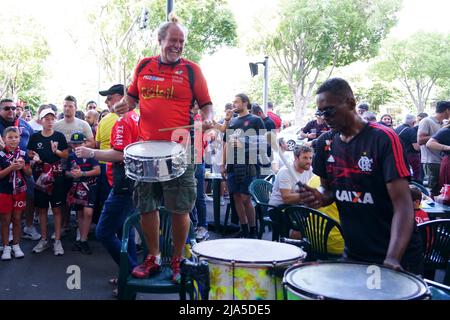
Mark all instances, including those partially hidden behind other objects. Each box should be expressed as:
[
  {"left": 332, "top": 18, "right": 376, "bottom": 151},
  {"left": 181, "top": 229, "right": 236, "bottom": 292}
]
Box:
[{"left": 313, "top": 123, "right": 422, "bottom": 266}]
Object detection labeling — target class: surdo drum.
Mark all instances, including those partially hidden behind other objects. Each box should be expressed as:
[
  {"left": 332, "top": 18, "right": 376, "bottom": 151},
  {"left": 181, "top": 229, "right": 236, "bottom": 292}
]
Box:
[
  {"left": 283, "top": 261, "right": 431, "bottom": 300},
  {"left": 192, "top": 239, "right": 306, "bottom": 300},
  {"left": 124, "top": 141, "right": 187, "bottom": 182}
]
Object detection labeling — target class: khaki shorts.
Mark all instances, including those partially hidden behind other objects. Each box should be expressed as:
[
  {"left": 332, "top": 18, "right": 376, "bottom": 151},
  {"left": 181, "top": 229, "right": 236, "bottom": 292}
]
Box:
[{"left": 133, "top": 164, "right": 197, "bottom": 214}]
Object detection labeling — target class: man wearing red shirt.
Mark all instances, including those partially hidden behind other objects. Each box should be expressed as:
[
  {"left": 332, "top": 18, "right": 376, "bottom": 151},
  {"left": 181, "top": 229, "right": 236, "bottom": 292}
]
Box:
[
  {"left": 267, "top": 102, "right": 282, "bottom": 131},
  {"left": 115, "top": 13, "right": 214, "bottom": 283}
]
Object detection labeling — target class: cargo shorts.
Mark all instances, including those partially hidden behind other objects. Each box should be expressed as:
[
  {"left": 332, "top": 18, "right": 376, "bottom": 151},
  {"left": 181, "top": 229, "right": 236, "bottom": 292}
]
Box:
[{"left": 134, "top": 164, "right": 197, "bottom": 214}]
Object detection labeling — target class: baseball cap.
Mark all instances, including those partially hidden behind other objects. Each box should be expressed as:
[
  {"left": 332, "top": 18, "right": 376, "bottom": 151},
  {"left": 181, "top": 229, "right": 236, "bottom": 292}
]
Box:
[
  {"left": 69, "top": 132, "right": 87, "bottom": 144},
  {"left": 99, "top": 84, "right": 124, "bottom": 96},
  {"left": 358, "top": 103, "right": 369, "bottom": 111},
  {"left": 39, "top": 108, "right": 56, "bottom": 120}
]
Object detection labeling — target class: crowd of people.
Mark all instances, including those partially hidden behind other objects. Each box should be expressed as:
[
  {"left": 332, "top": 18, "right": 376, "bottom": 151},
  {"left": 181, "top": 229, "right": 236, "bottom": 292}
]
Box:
[{"left": 1, "top": 12, "right": 450, "bottom": 299}]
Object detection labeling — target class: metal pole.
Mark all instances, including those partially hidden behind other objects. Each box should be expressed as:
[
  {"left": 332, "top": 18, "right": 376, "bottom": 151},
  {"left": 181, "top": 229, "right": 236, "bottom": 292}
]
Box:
[
  {"left": 263, "top": 56, "right": 269, "bottom": 113},
  {"left": 167, "top": 0, "right": 174, "bottom": 20}
]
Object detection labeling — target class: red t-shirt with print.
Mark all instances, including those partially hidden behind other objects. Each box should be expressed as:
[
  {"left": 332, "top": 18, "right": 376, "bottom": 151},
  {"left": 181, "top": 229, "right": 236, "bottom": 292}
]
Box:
[
  {"left": 127, "top": 56, "right": 212, "bottom": 142},
  {"left": 106, "top": 111, "right": 139, "bottom": 186}
]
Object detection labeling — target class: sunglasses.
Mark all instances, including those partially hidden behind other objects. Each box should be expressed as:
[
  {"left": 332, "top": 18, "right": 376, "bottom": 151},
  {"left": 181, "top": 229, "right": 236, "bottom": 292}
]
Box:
[
  {"left": 316, "top": 106, "right": 336, "bottom": 118},
  {"left": 2, "top": 107, "right": 17, "bottom": 111}
]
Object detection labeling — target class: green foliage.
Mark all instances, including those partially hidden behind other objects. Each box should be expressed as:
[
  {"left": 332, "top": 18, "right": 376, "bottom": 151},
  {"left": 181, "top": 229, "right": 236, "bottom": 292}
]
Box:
[
  {"left": 0, "top": 17, "right": 49, "bottom": 107},
  {"left": 372, "top": 31, "right": 450, "bottom": 112},
  {"left": 89, "top": 0, "right": 237, "bottom": 82},
  {"left": 252, "top": 0, "right": 401, "bottom": 122},
  {"left": 247, "top": 68, "right": 293, "bottom": 114},
  {"left": 354, "top": 82, "right": 402, "bottom": 113}
]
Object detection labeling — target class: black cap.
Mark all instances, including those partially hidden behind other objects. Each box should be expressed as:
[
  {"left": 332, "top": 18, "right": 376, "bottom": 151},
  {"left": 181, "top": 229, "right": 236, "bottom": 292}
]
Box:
[
  {"left": 69, "top": 132, "right": 87, "bottom": 144},
  {"left": 99, "top": 84, "right": 124, "bottom": 96}
]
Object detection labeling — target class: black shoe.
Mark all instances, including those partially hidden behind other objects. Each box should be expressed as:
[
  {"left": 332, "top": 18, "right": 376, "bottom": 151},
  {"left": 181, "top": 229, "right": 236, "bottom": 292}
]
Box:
[
  {"left": 248, "top": 232, "right": 258, "bottom": 239},
  {"left": 79, "top": 241, "right": 92, "bottom": 255},
  {"left": 72, "top": 241, "right": 81, "bottom": 251}
]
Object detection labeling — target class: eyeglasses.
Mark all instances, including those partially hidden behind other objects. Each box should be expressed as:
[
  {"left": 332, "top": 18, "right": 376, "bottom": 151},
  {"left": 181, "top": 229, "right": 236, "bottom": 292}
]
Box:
[
  {"left": 2, "top": 107, "right": 17, "bottom": 112},
  {"left": 315, "top": 106, "right": 336, "bottom": 118}
]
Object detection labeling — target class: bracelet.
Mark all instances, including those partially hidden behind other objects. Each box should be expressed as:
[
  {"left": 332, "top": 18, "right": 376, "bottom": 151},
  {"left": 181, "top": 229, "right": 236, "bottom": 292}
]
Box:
[
  {"left": 88, "top": 149, "right": 95, "bottom": 159},
  {"left": 82, "top": 172, "right": 86, "bottom": 177}
]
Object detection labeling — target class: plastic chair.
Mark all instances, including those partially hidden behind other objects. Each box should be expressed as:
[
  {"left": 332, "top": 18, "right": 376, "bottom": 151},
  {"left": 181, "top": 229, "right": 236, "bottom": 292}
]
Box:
[
  {"left": 418, "top": 219, "right": 450, "bottom": 285},
  {"left": 410, "top": 181, "right": 430, "bottom": 197},
  {"left": 248, "top": 179, "right": 275, "bottom": 239},
  {"left": 283, "top": 205, "right": 344, "bottom": 261},
  {"left": 118, "top": 207, "right": 198, "bottom": 300}
]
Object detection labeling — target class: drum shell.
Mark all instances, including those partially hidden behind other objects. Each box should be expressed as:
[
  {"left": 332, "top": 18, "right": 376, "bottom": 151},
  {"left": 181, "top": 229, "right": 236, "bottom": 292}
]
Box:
[
  {"left": 283, "top": 261, "right": 431, "bottom": 300},
  {"left": 192, "top": 239, "right": 306, "bottom": 300},
  {"left": 124, "top": 141, "right": 187, "bottom": 182}
]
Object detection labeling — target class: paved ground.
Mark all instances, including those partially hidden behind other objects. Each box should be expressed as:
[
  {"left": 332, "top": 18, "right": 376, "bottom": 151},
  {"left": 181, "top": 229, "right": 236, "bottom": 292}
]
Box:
[{"left": 0, "top": 198, "right": 270, "bottom": 300}]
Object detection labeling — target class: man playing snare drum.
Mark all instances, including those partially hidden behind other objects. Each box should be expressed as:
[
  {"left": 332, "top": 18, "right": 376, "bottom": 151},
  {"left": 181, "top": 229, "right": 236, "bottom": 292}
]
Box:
[
  {"left": 297, "top": 78, "right": 424, "bottom": 274},
  {"left": 115, "top": 13, "right": 214, "bottom": 283}
]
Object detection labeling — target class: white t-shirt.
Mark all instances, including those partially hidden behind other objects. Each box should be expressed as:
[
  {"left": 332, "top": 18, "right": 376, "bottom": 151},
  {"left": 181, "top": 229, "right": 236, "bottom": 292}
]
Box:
[
  {"left": 28, "top": 119, "right": 42, "bottom": 132},
  {"left": 418, "top": 116, "right": 442, "bottom": 164},
  {"left": 268, "top": 165, "right": 313, "bottom": 207},
  {"left": 54, "top": 117, "right": 94, "bottom": 142}
]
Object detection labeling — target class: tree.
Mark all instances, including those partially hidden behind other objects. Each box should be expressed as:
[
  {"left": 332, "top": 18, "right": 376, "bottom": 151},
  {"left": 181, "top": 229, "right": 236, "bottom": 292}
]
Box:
[
  {"left": 88, "top": 0, "right": 237, "bottom": 83},
  {"left": 247, "top": 68, "right": 293, "bottom": 115},
  {"left": 252, "top": 0, "right": 401, "bottom": 124},
  {"left": 372, "top": 32, "right": 450, "bottom": 113},
  {"left": 354, "top": 81, "right": 403, "bottom": 114},
  {"left": 0, "top": 17, "right": 49, "bottom": 108}
]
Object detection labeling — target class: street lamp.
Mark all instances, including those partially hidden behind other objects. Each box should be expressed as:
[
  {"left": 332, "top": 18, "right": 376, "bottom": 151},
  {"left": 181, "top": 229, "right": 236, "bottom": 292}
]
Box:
[{"left": 249, "top": 56, "right": 269, "bottom": 112}]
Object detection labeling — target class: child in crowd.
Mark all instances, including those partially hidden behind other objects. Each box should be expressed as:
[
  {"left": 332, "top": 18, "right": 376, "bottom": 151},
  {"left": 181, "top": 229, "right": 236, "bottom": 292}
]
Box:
[
  {"left": 410, "top": 185, "right": 430, "bottom": 224},
  {"left": 0, "top": 127, "right": 31, "bottom": 260},
  {"left": 66, "top": 133, "right": 100, "bottom": 254},
  {"left": 27, "top": 109, "right": 68, "bottom": 255}
]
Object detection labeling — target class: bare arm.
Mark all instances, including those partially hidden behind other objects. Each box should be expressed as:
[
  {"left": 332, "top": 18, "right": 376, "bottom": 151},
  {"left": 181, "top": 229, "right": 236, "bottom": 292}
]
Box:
[
  {"left": 280, "top": 188, "right": 307, "bottom": 205},
  {"left": 417, "top": 131, "right": 431, "bottom": 146},
  {"left": 75, "top": 146, "right": 124, "bottom": 163},
  {"left": 426, "top": 138, "right": 450, "bottom": 152},
  {"left": 383, "top": 178, "right": 415, "bottom": 270}
]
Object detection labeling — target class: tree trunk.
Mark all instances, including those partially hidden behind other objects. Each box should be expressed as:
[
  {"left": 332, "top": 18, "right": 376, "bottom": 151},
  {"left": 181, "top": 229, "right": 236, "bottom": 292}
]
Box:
[{"left": 294, "top": 90, "right": 312, "bottom": 126}]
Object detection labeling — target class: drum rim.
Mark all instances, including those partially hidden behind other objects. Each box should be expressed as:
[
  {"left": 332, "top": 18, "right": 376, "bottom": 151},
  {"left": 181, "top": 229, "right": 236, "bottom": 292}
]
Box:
[
  {"left": 124, "top": 141, "right": 186, "bottom": 159},
  {"left": 283, "top": 261, "right": 430, "bottom": 300},
  {"left": 192, "top": 239, "right": 306, "bottom": 266}
]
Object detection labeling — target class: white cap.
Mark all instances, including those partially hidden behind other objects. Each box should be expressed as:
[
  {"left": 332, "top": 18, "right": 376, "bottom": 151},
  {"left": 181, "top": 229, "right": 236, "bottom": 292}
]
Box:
[{"left": 39, "top": 108, "right": 56, "bottom": 120}]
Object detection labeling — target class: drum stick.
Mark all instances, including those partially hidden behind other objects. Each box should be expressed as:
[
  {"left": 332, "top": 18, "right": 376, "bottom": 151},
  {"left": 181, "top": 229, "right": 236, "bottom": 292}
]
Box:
[
  {"left": 158, "top": 124, "right": 195, "bottom": 132},
  {"left": 268, "top": 132, "right": 300, "bottom": 184}
]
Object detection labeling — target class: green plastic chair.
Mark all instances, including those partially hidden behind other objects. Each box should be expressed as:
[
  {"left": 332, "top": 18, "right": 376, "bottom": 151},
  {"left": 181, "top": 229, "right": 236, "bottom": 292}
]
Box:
[
  {"left": 418, "top": 219, "right": 450, "bottom": 285},
  {"left": 248, "top": 179, "right": 275, "bottom": 239},
  {"left": 117, "top": 207, "right": 196, "bottom": 300},
  {"left": 283, "top": 205, "right": 344, "bottom": 261}
]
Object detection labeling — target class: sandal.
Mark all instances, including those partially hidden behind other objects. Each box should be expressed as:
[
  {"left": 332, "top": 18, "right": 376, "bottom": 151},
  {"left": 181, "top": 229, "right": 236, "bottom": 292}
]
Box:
[{"left": 109, "top": 278, "right": 118, "bottom": 286}]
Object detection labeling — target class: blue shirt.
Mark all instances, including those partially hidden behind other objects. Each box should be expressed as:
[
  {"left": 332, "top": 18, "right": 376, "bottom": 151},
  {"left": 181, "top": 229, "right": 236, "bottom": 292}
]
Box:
[{"left": 0, "top": 118, "right": 34, "bottom": 151}]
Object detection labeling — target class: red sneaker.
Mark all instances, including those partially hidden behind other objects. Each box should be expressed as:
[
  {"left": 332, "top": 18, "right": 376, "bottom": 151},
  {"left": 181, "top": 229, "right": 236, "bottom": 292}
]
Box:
[
  {"left": 131, "top": 255, "right": 161, "bottom": 278},
  {"left": 171, "top": 257, "right": 183, "bottom": 284}
]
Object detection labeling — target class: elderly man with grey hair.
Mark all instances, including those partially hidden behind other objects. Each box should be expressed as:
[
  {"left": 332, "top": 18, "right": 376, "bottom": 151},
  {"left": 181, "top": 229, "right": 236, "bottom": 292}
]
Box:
[{"left": 395, "top": 114, "right": 421, "bottom": 182}]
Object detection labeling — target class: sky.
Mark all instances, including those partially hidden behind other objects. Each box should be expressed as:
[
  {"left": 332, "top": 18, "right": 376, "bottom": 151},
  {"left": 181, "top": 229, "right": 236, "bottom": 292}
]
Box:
[{"left": 2, "top": 0, "right": 450, "bottom": 112}]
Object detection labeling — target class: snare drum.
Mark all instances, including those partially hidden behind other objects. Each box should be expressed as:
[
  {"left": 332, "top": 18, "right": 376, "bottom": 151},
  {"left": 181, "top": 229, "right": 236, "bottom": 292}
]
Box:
[
  {"left": 124, "top": 141, "right": 187, "bottom": 182},
  {"left": 283, "top": 261, "right": 431, "bottom": 300},
  {"left": 192, "top": 239, "right": 306, "bottom": 300}
]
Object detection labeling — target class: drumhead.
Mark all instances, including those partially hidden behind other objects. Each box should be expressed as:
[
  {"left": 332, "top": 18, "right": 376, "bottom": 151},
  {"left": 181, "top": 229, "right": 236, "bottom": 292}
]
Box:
[
  {"left": 284, "top": 262, "right": 429, "bottom": 300},
  {"left": 192, "top": 239, "right": 306, "bottom": 265},
  {"left": 125, "top": 141, "right": 185, "bottom": 158}
]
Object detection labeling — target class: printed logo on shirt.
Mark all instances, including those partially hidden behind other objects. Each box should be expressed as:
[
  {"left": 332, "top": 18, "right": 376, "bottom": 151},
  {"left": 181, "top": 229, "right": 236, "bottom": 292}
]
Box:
[
  {"left": 336, "top": 190, "right": 374, "bottom": 204},
  {"left": 175, "top": 69, "right": 183, "bottom": 75},
  {"left": 37, "top": 142, "right": 44, "bottom": 150},
  {"left": 327, "top": 155, "right": 335, "bottom": 163},
  {"left": 172, "top": 75, "right": 184, "bottom": 84},
  {"left": 357, "top": 154, "right": 373, "bottom": 172},
  {"left": 143, "top": 75, "right": 164, "bottom": 81}
]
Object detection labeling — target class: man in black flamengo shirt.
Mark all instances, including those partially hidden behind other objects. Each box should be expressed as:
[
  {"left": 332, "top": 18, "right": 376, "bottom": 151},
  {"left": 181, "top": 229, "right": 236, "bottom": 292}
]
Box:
[{"left": 299, "top": 78, "right": 423, "bottom": 274}]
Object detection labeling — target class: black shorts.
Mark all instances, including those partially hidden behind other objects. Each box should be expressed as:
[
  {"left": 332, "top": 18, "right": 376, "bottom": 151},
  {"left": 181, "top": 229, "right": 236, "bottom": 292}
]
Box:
[
  {"left": 34, "top": 178, "right": 65, "bottom": 209},
  {"left": 72, "top": 184, "right": 98, "bottom": 210}
]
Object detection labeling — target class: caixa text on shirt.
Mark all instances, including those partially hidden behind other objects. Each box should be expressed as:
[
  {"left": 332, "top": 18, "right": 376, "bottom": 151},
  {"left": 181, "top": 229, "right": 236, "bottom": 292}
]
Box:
[{"left": 335, "top": 190, "right": 374, "bottom": 204}]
